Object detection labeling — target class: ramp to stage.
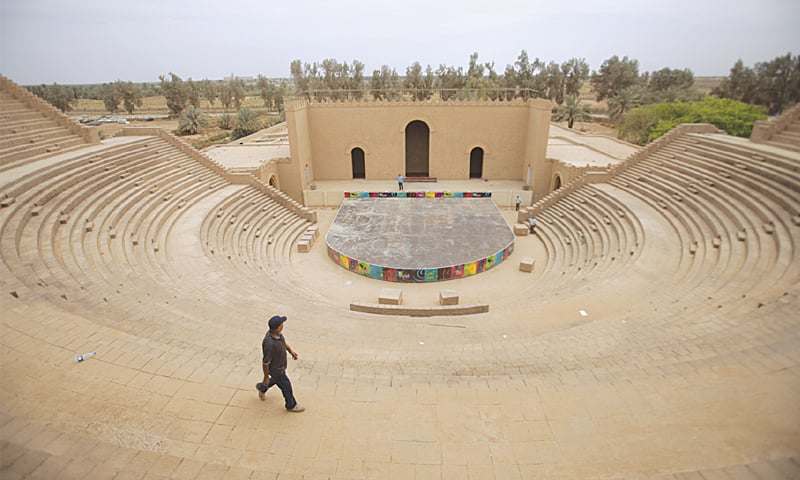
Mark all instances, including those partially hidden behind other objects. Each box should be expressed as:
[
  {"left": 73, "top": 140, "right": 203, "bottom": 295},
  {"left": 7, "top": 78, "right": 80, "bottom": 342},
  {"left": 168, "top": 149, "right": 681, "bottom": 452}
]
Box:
[{"left": 326, "top": 195, "right": 515, "bottom": 282}]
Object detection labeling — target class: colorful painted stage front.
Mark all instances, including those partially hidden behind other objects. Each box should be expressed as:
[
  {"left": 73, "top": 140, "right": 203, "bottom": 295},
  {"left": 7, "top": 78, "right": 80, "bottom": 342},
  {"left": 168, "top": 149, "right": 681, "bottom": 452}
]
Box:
[{"left": 326, "top": 195, "right": 515, "bottom": 282}]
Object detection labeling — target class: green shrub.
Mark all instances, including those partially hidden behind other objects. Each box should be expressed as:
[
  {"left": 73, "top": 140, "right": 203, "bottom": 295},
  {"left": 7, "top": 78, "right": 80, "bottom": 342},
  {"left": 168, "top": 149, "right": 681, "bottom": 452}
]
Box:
[
  {"left": 217, "top": 113, "right": 232, "bottom": 130},
  {"left": 177, "top": 107, "right": 207, "bottom": 135},
  {"left": 231, "top": 108, "right": 261, "bottom": 140},
  {"left": 619, "top": 97, "right": 767, "bottom": 145}
]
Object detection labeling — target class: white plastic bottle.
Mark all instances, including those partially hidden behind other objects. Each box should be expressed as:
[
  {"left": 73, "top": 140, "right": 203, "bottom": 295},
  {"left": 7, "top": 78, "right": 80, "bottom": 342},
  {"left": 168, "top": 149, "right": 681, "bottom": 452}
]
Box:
[{"left": 74, "top": 352, "right": 96, "bottom": 363}]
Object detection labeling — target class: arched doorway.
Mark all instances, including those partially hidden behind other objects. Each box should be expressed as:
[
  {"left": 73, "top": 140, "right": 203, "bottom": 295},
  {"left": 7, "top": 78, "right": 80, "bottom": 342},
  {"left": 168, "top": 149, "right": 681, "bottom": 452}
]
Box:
[
  {"left": 553, "top": 174, "right": 562, "bottom": 191},
  {"left": 469, "top": 147, "right": 483, "bottom": 178},
  {"left": 268, "top": 175, "right": 278, "bottom": 188},
  {"left": 351, "top": 147, "right": 365, "bottom": 179},
  {"left": 405, "top": 120, "right": 429, "bottom": 177}
]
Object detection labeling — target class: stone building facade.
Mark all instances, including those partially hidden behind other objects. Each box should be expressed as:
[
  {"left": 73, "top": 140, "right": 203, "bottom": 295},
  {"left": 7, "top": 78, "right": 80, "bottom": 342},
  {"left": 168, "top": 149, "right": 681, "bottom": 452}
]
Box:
[{"left": 282, "top": 97, "right": 553, "bottom": 203}]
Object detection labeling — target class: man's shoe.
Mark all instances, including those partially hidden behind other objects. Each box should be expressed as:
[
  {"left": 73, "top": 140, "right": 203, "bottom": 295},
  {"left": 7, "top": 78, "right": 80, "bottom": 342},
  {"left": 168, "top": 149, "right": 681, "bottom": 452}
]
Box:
[
  {"left": 288, "top": 404, "right": 305, "bottom": 412},
  {"left": 256, "top": 383, "right": 266, "bottom": 401}
]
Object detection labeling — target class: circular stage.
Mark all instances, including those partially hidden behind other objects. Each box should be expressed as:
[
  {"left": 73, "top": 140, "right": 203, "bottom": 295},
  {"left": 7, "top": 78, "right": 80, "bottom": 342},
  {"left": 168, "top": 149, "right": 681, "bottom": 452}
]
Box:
[{"left": 325, "top": 193, "right": 515, "bottom": 282}]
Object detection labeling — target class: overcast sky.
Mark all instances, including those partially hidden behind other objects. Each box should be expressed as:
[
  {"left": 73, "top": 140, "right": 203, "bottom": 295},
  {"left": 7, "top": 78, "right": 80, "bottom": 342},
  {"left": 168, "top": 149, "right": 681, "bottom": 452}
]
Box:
[{"left": 1, "top": 0, "right": 798, "bottom": 85}]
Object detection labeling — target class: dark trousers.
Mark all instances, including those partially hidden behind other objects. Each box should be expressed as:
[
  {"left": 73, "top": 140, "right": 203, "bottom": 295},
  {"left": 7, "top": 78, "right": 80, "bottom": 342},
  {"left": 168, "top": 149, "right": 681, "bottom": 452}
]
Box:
[
  {"left": 257, "top": 373, "right": 297, "bottom": 410},
  {"left": 398, "top": 182, "right": 403, "bottom": 191}
]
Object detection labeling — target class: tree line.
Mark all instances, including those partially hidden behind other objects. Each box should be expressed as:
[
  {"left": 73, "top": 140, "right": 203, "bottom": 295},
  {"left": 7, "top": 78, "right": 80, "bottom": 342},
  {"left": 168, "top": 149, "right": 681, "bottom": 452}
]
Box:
[
  {"left": 712, "top": 53, "right": 800, "bottom": 115},
  {"left": 25, "top": 75, "right": 287, "bottom": 117},
  {"left": 290, "top": 51, "right": 593, "bottom": 103},
  {"left": 24, "top": 51, "right": 798, "bottom": 144},
  {"left": 613, "top": 53, "right": 799, "bottom": 144}
]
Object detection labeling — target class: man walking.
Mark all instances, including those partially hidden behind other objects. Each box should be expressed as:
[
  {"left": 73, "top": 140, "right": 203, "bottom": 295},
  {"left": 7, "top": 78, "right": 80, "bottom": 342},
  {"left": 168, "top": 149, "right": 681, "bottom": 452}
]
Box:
[
  {"left": 256, "top": 315, "right": 305, "bottom": 412},
  {"left": 515, "top": 195, "right": 522, "bottom": 211},
  {"left": 397, "top": 174, "right": 404, "bottom": 191}
]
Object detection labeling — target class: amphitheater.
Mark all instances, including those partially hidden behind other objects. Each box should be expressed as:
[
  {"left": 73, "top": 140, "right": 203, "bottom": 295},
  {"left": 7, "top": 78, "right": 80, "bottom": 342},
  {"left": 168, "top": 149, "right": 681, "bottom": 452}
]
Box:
[{"left": 1, "top": 74, "right": 799, "bottom": 479}]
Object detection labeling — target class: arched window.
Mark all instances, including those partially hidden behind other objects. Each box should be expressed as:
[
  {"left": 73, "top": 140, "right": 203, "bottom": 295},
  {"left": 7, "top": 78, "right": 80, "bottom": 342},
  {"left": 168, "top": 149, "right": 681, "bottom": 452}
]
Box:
[
  {"left": 405, "top": 120, "right": 430, "bottom": 177},
  {"left": 469, "top": 147, "right": 483, "bottom": 178},
  {"left": 351, "top": 148, "right": 365, "bottom": 179}
]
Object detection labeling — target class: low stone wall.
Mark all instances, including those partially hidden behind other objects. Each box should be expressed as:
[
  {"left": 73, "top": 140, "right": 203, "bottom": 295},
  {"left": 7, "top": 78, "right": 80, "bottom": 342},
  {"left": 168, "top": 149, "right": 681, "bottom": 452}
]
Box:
[{"left": 350, "top": 302, "right": 489, "bottom": 316}]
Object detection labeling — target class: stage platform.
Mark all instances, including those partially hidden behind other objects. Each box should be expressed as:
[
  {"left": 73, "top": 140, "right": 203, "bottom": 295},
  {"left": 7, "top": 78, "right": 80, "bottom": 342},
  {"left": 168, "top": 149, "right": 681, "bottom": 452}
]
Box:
[{"left": 325, "top": 194, "right": 515, "bottom": 282}]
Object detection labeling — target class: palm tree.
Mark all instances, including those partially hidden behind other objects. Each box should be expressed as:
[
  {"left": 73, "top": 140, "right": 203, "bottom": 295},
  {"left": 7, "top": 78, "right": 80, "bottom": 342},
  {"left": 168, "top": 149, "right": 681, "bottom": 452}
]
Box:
[
  {"left": 607, "top": 86, "right": 643, "bottom": 124},
  {"left": 177, "top": 107, "right": 207, "bottom": 135},
  {"left": 232, "top": 108, "right": 261, "bottom": 140},
  {"left": 553, "top": 94, "right": 591, "bottom": 129}
]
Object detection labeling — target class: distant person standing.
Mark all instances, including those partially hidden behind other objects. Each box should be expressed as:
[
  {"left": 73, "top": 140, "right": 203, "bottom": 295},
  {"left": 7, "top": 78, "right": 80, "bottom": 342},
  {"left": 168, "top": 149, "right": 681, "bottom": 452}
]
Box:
[
  {"left": 397, "top": 174, "right": 404, "bottom": 191},
  {"left": 528, "top": 216, "right": 537, "bottom": 234},
  {"left": 256, "top": 315, "right": 305, "bottom": 412},
  {"left": 515, "top": 195, "right": 522, "bottom": 211}
]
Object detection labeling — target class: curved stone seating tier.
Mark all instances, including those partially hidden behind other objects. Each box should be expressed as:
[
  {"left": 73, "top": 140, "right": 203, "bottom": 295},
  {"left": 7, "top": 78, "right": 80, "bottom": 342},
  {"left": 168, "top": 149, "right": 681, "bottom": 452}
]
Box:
[
  {"left": 1, "top": 118, "right": 799, "bottom": 479},
  {"left": 688, "top": 136, "right": 800, "bottom": 203},
  {"left": 607, "top": 132, "right": 798, "bottom": 301},
  {"left": 0, "top": 85, "right": 95, "bottom": 171},
  {"left": 2, "top": 139, "right": 206, "bottom": 291},
  {"left": 674, "top": 137, "right": 800, "bottom": 220},
  {"left": 646, "top": 150, "right": 778, "bottom": 261},
  {"left": 616, "top": 169, "right": 740, "bottom": 297},
  {"left": 524, "top": 182, "right": 642, "bottom": 282},
  {"left": 197, "top": 187, "right": 314, "bottom": 293},
  {"left": 631, "top": 160, "right": 749, "bottom": 274},
  {"left": 662, "top": 137, "right": 796, "bottom": 271},
  {"left": 0, "top": 140, "right": 161, "bottom": 292}
]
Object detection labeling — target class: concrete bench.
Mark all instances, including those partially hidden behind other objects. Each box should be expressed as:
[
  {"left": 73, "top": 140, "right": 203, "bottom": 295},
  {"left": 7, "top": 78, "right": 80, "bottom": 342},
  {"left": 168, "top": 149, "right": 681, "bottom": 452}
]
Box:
[
  {"left": 378, "top": 288, "right": 402, "bottom": 305},
  {"left": 439, "top": 289, "right": 459, "bottom": 305},
  {"left": 519, "top": 256, "right": 534, "bottom": 273},
  {"left": 514, "top": 223, "right": 529, "bottom": 236},
  {"left": 350, "top": 302, "right": 488, "bottom": 317}
]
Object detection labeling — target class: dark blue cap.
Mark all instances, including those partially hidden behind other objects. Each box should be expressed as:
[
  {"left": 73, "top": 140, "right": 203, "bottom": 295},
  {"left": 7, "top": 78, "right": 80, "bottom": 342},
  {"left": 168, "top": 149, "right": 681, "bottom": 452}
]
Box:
[{"left": 268, "top": 315, "right": 287, "bottom": 330}]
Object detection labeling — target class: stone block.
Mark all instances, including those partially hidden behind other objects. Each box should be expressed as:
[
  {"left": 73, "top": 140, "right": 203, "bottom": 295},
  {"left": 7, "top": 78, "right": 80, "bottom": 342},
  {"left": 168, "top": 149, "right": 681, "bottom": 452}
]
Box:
[
  {"left": 297, "top": 239, "right": 311, "bottom": 253},
  {"left": 379, "top": 288, "right": 402, "bottom": 305},
  {"left": 439, "top": 290, "right": 459, "bottom": 306},
  {"left": 519, "top": 257, "right": 534, "bottom": 273},
  {"left": 514, "top": 223, "right": 529, "bottom": 236},
  {"left": 300, "top": 233, "right": 314, "bottom": 243}
]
